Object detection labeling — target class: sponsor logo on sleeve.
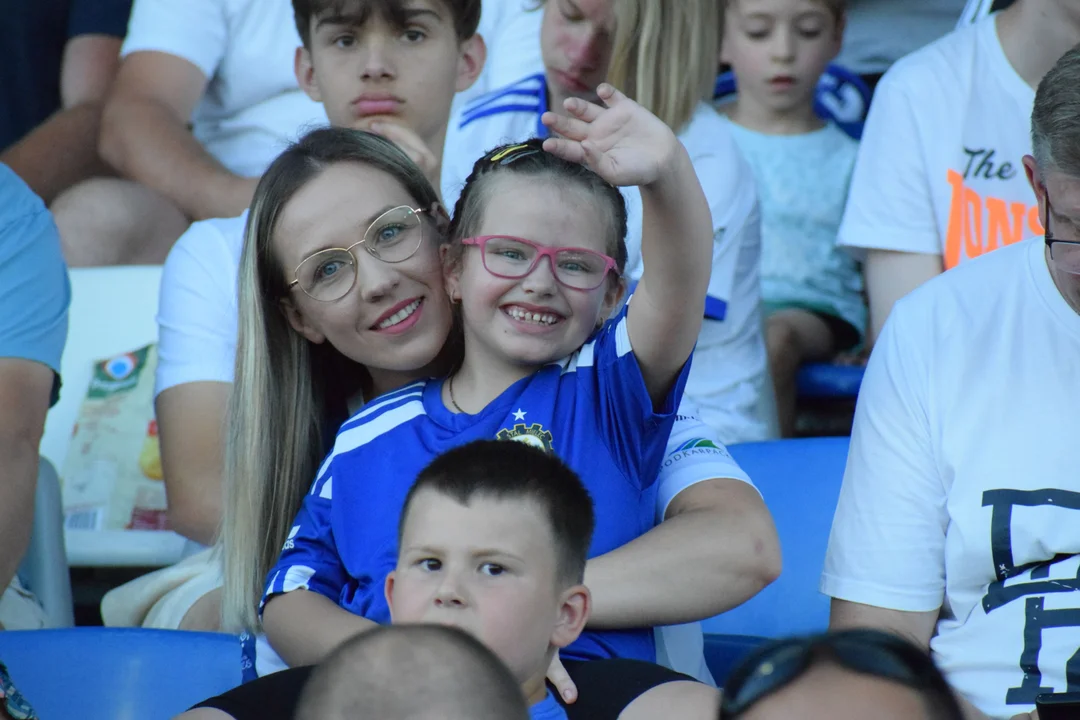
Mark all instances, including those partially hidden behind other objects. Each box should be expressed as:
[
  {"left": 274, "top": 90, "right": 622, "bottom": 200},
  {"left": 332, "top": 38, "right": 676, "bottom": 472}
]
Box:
[{"left": 663, "top": 438, "right": 734, "bottom": 468}]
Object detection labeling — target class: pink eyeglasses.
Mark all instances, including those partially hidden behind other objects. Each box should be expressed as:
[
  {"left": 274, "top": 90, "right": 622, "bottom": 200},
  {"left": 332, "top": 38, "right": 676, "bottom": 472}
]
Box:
[{"left": 461, "top": 235, "right": 617, "bottom": 291}]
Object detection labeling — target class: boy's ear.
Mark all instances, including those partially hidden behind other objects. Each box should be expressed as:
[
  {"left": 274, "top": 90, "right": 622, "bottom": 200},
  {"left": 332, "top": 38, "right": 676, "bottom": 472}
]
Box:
[
  {"left": 280, "top": 296, "right": 327, "bottom": 344},
  {"left": 384, "top": 571, "right": 398, "bottom": 621},
  {"left": 455, "top": 33, "right": 487, "bottom": 93},
  {"left": 550, "top": 585, "right": 590, "bottom": 649},
  {"left": 295, "top": 45, "right": 322, "bottom": 103}
]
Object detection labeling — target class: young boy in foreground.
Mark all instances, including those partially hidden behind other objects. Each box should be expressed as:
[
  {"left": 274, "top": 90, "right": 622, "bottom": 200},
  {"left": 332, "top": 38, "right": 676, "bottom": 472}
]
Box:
[{"left": 312, "top": 439, "right": 596, "bottom": 719}]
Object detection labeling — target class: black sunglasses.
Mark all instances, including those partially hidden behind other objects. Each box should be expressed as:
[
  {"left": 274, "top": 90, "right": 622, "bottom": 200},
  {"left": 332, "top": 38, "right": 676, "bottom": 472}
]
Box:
[{"left": 720, "top": 629, "right": 963, "bottom": 719}]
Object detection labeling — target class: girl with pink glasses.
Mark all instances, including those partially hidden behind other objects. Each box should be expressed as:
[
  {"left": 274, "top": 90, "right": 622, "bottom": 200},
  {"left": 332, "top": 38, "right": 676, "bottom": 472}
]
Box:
[{"left": 259, "top": 84, "right": 719, "bottom": 718}]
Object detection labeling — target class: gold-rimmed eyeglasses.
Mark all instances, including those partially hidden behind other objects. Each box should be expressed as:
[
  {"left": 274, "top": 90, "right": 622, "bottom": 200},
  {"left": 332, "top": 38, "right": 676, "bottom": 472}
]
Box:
[{"left": 288, "top": 205, "right": 428, "bottom": 302}]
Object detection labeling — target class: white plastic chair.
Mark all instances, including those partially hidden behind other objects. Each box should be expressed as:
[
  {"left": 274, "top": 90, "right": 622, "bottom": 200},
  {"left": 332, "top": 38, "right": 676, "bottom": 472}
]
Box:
[
  {"left": 38, "top": 266, "right": 187, "bottom": 569},
  {"left": 17, "top": 457, "right": 74, "bottom": 627}
]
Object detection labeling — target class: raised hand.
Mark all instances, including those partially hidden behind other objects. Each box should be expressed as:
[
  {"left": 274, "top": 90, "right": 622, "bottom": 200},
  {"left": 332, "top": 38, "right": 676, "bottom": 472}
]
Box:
[{"left": 540, "top": 84, "right": 682, "bottom": 189}]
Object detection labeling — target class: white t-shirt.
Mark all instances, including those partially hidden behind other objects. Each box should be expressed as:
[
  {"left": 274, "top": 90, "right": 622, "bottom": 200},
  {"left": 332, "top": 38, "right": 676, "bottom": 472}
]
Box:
[
  {"left": 838, "top": 14, "right": 1039, "bottom": 269},
  {"left": 155, "top": 212, "right": 245, "bottom": 394},
  {"left": 821, "top": 238, "right": 1080, "bottom": 718},
  {"left": 121, "top": 0, "right": 328, "bottom": 178},
  {"left": 444, "top": 75, "right": 774, "bottom": 443},
  {"left": 463, "top": 0, "right": 543, "bottom": 103}
]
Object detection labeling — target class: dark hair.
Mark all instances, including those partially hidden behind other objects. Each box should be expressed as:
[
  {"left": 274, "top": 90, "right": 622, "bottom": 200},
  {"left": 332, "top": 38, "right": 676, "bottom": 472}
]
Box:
[
  {"left": 1031, "top": 44, "right": 1080, "bottom": 176},
  {"left": 720, "top": 629, "right": 965, "bottom": 720},
  {"left": 447, "top": 138, "right": 629, "bottom": 274},
  {"left": 297, "top": 624, "right": 529, "bottom": 720},
  {"left": 293, "top": 0, "right": 482, "bottom": 48},
  {"left": 399, "top": 440, "right": 596, "bottom": 586}
]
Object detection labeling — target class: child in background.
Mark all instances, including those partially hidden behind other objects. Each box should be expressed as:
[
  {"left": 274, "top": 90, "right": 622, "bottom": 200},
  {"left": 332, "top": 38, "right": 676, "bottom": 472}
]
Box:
[{"left": 718, "top": 0, "right": 866, "bottom": 437}]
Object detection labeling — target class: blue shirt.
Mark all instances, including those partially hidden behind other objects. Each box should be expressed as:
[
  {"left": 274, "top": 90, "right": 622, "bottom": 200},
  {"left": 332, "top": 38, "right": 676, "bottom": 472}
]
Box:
[
  {"left": 0, "top": 164, "right": 70, "bottom": 403},
  {"left": 531, "top": 692, "right": 568, "bottom": 720},
  {"left": 264, "top": 308, "right": 691, "bottom": 663}
]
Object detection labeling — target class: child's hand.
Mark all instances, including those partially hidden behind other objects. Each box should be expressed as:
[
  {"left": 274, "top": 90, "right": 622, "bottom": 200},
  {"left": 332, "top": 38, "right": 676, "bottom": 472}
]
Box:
[
  {"left": 546, "top": 653, "right": 578, "bottom": 705},
  {"left": 541, "top": 84, "right": 682, "bottom": 189},
  {"left": 366, "top": 121, "right": 441, "bottom": 190}
]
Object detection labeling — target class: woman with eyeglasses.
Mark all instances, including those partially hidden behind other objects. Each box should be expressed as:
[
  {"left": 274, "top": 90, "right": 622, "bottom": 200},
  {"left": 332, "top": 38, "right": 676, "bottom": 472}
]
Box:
[{"left": 720, "top": 629, "right": 965, "bottom": 720}]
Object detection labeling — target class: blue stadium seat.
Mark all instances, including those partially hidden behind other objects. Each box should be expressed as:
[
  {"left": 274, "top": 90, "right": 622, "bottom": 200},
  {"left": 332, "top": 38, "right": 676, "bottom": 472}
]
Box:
[
  {"left": 0, "top": 628, "right": 242, "bottom": 719},
  {"left": 702, "top": 437, "right": 849, "bottom": 639},
  {"left": 796, "top": 363, "right": 865, "bottom": 399},
  {"left": 703, "top": 633, "right": 769, "bottom": 686}
]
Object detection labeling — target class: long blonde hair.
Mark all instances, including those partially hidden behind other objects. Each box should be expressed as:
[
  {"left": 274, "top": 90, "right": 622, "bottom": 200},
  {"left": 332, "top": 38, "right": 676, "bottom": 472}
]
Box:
[
  {"left": 606, "top": 0, "right": 719, "bottom": 133},
  {"left": 221, "top": 128, "right": 442, "bottom": 632}
]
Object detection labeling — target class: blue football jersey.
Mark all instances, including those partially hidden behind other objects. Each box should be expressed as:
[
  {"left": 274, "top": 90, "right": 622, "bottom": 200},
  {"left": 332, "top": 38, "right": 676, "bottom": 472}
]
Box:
[{"left": 264, "top": 308, "right": 691, "bottom": 663}]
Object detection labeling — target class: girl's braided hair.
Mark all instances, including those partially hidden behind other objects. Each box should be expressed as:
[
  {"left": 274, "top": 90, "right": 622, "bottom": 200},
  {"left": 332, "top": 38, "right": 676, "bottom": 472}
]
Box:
[{"left": 446, "top": 138, "right": 629, "bottom": 274}]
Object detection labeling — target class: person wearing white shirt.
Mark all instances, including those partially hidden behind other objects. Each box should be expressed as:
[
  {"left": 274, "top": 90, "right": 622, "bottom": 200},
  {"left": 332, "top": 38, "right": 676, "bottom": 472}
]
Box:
[
  {"left": 444, "top": 0, "right": 774, "bottom": 445},
  {"left": 50, "top": 0, "right": 329, "bottom": 267},
  {"left": 837, "top": 0, "right": 1080, "bottom": 346},
  {"left": 822, "top": 45, "right": 1080, "bottom": 720}
]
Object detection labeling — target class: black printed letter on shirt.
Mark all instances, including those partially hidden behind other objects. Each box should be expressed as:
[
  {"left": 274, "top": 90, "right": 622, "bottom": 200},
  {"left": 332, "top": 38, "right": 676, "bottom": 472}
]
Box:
[{"left": 981, "top": 489, "right": 1080, "bottom": 705}]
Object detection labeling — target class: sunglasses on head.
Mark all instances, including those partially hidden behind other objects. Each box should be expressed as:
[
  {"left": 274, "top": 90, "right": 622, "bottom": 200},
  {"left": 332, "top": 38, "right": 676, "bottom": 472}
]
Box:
[{"left": 720, "top": 629, "right": 963, "bottom": 719}]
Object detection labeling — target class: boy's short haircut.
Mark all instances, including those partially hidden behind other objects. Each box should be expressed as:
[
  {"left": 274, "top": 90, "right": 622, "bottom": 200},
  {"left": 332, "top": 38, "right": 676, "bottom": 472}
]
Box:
[
  {"left": 298, "top": 624, "right": 530, "bottom": 720},
  {"left": 293, "top": 0, "right": 482, "bottom": 48},
  {"left": 399, "top": 440, "right": 596, "bottom": 587}
]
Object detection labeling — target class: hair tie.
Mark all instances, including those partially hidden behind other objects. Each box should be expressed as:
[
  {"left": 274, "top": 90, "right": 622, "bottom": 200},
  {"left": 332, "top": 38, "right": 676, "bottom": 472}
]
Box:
[{"left": 489, "top": 144, "right": 542, "bottom": 166}]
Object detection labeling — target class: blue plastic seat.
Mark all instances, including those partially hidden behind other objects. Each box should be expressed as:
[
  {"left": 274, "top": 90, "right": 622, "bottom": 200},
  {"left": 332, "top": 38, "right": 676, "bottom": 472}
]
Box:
[
  {"left": 0, "top": 628, "right": 242, "bottom": 719},
  {"left": 796, "top": 363, "right": 865, "bottom": 399},
  {"left": 702, "top": 437, "right": 849, "bottom": 639},
  {"left": 703, "top": 633, "right": 769, "bottom": 686}
]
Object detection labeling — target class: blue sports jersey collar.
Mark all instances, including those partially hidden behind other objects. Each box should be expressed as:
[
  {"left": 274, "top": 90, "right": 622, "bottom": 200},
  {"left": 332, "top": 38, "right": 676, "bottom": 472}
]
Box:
[{"left": 422, "top": 320, "right": 612, "bottom": 430}]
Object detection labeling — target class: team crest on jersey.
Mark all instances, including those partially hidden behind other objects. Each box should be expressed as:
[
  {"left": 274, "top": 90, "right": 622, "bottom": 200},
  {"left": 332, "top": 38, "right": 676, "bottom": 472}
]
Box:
[{"left": 496, "top": 423, "right": 554, "bottom": 452}]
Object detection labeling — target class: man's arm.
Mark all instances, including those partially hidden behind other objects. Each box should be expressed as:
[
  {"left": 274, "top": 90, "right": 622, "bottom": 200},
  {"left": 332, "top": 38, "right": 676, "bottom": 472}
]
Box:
[
  {"left": 830, "top": 599, "right": 1000, "bottom": 720},
  {"left": 863, "top": 249, "right": 943, "bottom": 346},
  {"left": 583, "top": 478, "right": 781, "bottom": 628},
  {"left": 1, "top": 35, "right": 123, "bottom": 203},
  {"left": 156, "top": 382, "right": 228, "bottom": 545},
  {"left": 99, "top": 51, "right": 258, "bottom": 221},
  {"left": 0, "top": 360, "right": 54, "bottom": 593}
]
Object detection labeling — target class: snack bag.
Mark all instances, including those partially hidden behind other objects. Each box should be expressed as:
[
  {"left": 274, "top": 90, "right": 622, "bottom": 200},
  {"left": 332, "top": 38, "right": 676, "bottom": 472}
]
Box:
[{"left": 61, "top": 345, "right": 169, "bottom": 531}]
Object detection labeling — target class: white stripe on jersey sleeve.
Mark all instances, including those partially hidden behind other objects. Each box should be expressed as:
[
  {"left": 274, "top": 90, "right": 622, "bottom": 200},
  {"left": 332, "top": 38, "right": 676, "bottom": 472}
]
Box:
[
  {"left": 282, "top": 565, "right": 317, "bottom": 593},
  {"left": 614, "top": 316, "right": 632, "bottom": 357},
  {"left": 334, "top": 400, "right": 426, "bottom": 456}
]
